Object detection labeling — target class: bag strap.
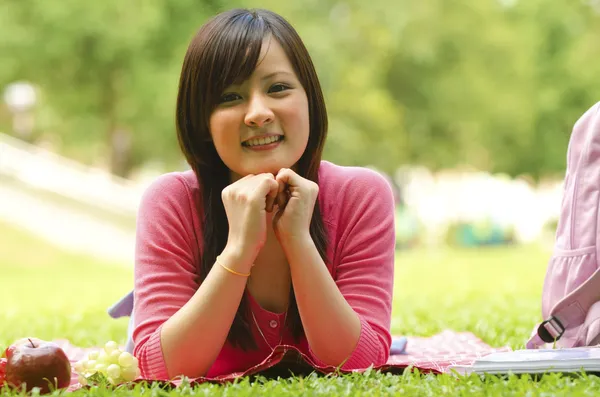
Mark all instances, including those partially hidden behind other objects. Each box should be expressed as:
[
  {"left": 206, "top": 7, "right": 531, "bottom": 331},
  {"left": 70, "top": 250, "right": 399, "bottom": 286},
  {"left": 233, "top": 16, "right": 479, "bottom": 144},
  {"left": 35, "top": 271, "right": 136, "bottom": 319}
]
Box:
[{"left": 527, "top": 266, "right": 600, "bottom": 348}]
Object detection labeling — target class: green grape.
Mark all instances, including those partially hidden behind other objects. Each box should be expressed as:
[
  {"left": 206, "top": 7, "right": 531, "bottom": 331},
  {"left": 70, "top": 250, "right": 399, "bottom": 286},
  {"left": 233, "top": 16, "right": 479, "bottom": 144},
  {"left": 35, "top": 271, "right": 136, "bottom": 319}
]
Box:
[
  {"left": 95, "top": 363, "right": 108, "bottom": 374},
  {"left": 85, "top": 360, "right": 97, "bottom": 370},
  {"left": 76, "top": 341, "right": 141, "bottom": 387},
  {"left": 73, "top": 360, "right": 86, "bottom": 373},
  {"left": 97, "top": 350, "right": 109, "bottom": 365},
  {"left": 107, "top": 364, "right": 121, "bottom": 380},
  {"left": 78, "top": 375, "right": 88, "bottom": 386},
  {"left": 118, "top": 352, "right": 135, "bottom": 368},
  {"left": 109, "top": 349, "right": 121, "bottom": 364},
  {"left": 104, "top": 341, "right": 119, "bottom": 354},
  {"left": 121, "top": 366, "right": 139, "bottom": 382}
]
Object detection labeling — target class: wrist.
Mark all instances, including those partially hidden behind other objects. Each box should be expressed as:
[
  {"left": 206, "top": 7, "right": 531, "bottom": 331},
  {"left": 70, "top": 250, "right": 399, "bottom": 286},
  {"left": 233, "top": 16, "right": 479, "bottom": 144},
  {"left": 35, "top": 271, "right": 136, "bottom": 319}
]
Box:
[
  {"left": 279, "top": 232, "right": 313, "bottom": 255},
  {"left": 219, "top": 245, "right": 255, "bottom": 274}
]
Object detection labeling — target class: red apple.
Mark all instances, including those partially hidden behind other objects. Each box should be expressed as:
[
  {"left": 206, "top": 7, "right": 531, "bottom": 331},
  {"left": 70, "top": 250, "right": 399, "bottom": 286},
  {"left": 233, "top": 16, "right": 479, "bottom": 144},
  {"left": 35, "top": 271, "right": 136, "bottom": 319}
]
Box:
[
  {"left": 0, "top": 357, "right": 6, "bottom": 385},
  {"left": 4, "top": 337, "right": 71, "bottom": 394}
]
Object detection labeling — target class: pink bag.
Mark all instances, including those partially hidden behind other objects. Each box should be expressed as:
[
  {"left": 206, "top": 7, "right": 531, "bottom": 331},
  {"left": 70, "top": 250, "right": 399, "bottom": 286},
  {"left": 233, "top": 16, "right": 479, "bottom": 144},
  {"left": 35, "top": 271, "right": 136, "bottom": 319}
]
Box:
[{"left": 527, "top": 101, "right": 600, "bottom": 349}]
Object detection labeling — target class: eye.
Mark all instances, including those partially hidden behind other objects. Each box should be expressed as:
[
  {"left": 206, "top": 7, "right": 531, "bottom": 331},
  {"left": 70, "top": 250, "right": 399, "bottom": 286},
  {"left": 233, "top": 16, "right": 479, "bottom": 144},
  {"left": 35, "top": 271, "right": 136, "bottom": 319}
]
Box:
[
  {"left": 268, "top": 83, "right": 290, "bottom": 94},
  {"left": 219, "top": 93, "right": 242, "bottom": 104}
]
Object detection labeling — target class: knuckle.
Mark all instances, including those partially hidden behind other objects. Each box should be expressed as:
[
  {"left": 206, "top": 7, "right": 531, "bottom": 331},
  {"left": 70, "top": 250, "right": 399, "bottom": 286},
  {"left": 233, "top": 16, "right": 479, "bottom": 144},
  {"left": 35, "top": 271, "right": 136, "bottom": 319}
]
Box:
[
  {"left": 221, "top": 187, "right": 231, "bottom": 199},
  {"left": 259, "top": 177, "right": 275, "bottom": 189}
]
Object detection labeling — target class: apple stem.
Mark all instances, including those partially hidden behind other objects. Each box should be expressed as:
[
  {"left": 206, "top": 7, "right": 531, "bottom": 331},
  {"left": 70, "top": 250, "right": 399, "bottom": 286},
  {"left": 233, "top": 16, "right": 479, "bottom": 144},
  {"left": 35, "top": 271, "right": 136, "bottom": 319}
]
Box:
[{"left": 27, "top": 338, "right": 35, "bottom": 348}]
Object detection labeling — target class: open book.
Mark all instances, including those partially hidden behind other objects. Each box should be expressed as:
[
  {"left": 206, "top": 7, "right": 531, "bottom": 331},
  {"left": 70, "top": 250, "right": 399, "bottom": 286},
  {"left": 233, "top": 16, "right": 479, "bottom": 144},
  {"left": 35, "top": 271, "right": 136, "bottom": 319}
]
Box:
[{"left": 450, "top": 347, "right": 600, "bottom": 375}]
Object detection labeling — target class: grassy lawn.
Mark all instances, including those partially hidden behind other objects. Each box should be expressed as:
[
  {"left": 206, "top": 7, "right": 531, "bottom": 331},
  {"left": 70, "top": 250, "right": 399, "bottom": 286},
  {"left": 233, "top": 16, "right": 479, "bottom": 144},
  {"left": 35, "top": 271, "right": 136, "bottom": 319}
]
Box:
[{"left": 2, "top": 219, "right": 599, "bottom": 395}]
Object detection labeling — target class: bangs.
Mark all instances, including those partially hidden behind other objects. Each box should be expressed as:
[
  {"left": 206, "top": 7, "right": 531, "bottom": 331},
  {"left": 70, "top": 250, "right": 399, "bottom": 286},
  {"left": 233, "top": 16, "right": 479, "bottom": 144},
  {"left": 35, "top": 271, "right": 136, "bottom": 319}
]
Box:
[{"left": 207, "top": 13, "right": 270, "bottom": 100}]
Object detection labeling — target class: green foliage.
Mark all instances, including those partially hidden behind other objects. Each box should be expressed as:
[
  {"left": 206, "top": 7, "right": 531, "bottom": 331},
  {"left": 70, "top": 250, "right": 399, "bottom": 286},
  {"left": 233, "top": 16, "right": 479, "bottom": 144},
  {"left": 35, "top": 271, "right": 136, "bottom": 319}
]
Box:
[
  {"left": 386, "top": 0, "right": 600, "bottom": 177},
  {"left": 0, "top": 0, "right": 221, "bottom": 174},
  {"left": 1, "top": 0, "right": 599, "bottom": 177}
]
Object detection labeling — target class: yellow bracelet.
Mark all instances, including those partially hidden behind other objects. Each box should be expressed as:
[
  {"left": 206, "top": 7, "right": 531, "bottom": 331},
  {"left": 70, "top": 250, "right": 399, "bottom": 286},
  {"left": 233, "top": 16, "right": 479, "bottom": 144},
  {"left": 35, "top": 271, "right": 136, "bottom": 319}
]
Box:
[{"left": 216, "top": 256, "right": 251, "bottom": 277}]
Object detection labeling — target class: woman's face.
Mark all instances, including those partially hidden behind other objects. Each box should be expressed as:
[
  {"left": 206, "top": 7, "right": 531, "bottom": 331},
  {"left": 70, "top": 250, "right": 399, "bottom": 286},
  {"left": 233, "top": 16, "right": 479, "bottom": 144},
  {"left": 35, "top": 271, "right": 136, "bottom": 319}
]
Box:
[{"left": 209, "top": 36, "right": 310, "bottom": 181}]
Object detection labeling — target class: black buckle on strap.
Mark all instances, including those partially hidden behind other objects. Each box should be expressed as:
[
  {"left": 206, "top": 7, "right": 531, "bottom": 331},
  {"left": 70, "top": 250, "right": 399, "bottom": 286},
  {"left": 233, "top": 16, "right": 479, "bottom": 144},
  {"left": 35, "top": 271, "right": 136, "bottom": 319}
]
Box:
[{"left": 537, "top": 316, "right": 565, "bottom": 343}]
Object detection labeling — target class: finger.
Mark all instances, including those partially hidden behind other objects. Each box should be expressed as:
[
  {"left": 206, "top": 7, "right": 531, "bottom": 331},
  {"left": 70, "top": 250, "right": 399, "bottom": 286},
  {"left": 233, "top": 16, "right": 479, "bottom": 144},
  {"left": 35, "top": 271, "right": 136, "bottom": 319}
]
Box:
[
  {"left": 265, "top": 178, "right": 279, "bottom": 213},
  {"left": 252, "top": 174, "right": 278, "bottom": 208},
  {"left": 225, "top": 174, "right": 254, "bottom": 193},
  {"left": 276, "top": 176, "right": 288, "bottom": 208},
  {"left": 236, "top": 173, "right": 255, "bottom": 184},
  {"left": 275, "top": 168, "right": 299, "bottom": 187},
  {"left": 276, "top": 190, "right": 288, "bottom": 209}
]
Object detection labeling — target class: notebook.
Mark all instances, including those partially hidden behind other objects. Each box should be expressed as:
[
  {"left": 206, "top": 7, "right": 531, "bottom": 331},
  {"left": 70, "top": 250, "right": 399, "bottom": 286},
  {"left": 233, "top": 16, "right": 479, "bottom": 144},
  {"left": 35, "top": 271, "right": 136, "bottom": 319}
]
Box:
[{"left": 450, "top": 347, "right": 600, "bottom": 375}]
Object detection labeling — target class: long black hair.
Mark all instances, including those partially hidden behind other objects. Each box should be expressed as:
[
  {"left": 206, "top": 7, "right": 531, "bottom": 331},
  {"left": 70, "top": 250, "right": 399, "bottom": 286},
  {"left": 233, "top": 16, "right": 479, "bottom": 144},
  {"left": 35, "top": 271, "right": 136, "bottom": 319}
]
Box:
[{"left": 175, "top": 8, "right": 329, "bottom": 349}]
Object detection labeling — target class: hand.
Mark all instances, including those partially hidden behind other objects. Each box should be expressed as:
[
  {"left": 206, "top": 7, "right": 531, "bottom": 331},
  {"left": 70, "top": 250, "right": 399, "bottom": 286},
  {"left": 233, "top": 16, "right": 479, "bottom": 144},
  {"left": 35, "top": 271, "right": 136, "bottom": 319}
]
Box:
[
  {"left": 272, "top": 168, "right": 319, "bottom": 245},
  {"left": 221, "top": 173, "right": 279, "bottom": 271}
]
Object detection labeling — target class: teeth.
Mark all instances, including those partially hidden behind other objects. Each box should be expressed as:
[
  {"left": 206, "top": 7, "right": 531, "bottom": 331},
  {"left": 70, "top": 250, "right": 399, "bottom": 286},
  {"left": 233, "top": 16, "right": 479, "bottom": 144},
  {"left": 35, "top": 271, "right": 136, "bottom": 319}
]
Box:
[{"left": 245, "top": 136, "right": 281, "bottom": 147}]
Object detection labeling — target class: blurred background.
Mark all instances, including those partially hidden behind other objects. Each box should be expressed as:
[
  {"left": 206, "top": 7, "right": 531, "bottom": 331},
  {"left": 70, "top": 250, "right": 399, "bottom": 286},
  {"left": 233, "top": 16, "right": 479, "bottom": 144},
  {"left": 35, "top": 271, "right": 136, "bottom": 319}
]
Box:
[{"left": 1, "top": 0, "right": 599, "bottom": 266}]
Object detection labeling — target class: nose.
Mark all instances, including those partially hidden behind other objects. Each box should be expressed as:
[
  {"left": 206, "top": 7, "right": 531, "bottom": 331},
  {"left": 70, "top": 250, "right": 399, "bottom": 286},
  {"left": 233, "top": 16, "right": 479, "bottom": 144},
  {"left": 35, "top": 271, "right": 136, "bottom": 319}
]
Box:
[{"left": 244, "top": 95, "right": 274, "bottom": 128}]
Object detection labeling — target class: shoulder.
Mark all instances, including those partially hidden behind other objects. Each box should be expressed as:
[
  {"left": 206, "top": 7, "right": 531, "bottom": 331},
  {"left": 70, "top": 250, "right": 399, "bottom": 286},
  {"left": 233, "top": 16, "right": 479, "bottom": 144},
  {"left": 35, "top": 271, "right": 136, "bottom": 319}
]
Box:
[
  {"left": 317, "top": 160, "right": 395, "bottom": 231},
  {"left": 139, "top": 169, "right": 200, "bottom": 214},
  {"left": 142, "top": 169, "right": 198, "bottom": 198},
  {"left": 318, "top": 160, "right": 394, "bottom": 199}
]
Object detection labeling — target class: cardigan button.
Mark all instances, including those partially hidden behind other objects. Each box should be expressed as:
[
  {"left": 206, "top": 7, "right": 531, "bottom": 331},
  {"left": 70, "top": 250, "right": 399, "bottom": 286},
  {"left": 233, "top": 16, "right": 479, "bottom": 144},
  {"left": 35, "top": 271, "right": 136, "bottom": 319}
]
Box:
[{"left": 269, "top": 320, "right": 278, "bottom": 328}]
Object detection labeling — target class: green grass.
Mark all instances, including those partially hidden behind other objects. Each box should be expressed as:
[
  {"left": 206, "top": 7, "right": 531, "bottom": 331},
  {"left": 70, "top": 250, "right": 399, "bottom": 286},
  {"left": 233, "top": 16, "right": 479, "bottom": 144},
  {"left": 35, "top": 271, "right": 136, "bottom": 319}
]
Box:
[
  {"left": 2, "top": 219, "right": 598, "bottom": 396},
  {"left": 0, "top": 220, "right": 133, "bottom": 347}
]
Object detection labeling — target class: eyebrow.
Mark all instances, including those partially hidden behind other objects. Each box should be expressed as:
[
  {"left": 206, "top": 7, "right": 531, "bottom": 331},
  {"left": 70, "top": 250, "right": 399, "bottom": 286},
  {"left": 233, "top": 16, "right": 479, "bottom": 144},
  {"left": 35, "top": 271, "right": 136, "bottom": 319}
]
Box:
[{"left": 261, "top": 71, "right": 294, "bottom": 81}]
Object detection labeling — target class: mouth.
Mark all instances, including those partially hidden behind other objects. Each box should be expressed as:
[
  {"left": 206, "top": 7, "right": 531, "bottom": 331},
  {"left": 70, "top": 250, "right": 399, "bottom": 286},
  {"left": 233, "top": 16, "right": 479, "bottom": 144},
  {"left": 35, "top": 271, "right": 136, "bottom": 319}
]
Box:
[{"left": 242, "top": 135, "right": 284, "bottom": 148}]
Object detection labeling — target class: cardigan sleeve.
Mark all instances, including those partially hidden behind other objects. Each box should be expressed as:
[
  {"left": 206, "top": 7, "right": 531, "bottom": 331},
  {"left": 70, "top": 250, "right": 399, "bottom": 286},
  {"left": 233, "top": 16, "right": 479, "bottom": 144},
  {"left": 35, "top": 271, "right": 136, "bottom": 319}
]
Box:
[
  {"left": 309, "top": 167, "right": 396, "bottom": 369},
  {"left": 131, "top": 173, "right": 201, "bottom": 380}
]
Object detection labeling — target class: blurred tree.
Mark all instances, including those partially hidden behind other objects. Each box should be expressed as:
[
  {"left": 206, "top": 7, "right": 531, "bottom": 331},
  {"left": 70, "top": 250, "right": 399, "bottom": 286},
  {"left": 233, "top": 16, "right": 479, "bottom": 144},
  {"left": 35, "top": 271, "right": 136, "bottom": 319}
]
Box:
[
  {"left": 0, "top": 0, "right": 221, "bottom": 177},
  {"left": 1, "top": 0, "right": 599, "bottom": 178},
  {"left": 386, "top": 0, "right": 600, "bottom": 178}
]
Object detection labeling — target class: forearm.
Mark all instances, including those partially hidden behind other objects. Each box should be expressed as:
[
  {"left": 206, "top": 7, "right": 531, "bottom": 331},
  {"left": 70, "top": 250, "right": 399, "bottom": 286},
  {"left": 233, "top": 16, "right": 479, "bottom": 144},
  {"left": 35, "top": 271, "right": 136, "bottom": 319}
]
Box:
[
  {"left": 159, "top": 252, "right": 249, "bottom": 378},
  {"left": 283, "top": 236, "right": 361, "bottom": 366}
]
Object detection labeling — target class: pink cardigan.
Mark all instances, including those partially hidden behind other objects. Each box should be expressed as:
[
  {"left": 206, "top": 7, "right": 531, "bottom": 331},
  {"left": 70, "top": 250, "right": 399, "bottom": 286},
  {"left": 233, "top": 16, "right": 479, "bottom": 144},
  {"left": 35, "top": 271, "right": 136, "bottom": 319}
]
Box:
[{"left": 132, "top": 160, "right": 396, "bottom": 379}]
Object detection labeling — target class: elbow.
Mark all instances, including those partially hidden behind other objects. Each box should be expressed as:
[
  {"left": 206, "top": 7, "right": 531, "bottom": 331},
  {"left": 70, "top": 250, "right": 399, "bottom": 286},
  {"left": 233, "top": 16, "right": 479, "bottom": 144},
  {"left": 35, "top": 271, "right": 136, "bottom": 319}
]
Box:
[
  {"left": 373, "top": 343, "right": 390, "bottom": 368},
  {"left": 376, "top": 335, "right": 391, "bottom": 366},
  {"left": 155, "top": 349, "right": 212, "bottom": 380},
  {"left": 140, "top": 323, "right": 217, "bottom": 380},
  {"left": 163, "top": 359, "right": 210, "bottom": 380},
  {"left": 370, "top": 335, "right": 391, "bottom": 368},
  {"left": 340, "top": 334, "right": 390, "bottom": 370},
  {"left": 136, "top": 346, "right": 209, "bottom": 380},
  {"left": 132, "top": 332, "right": 172, "bottom": 381},
  {"left": 312, "top": 338, "right": 389, "bottom": 370}
]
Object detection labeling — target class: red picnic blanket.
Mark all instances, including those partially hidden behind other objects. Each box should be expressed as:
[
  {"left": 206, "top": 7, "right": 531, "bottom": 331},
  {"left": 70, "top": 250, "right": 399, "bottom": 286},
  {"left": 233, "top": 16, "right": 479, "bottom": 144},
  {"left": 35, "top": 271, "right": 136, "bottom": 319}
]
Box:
[{"left": 2, "top": 331, "right": 510, "bottom": 392}]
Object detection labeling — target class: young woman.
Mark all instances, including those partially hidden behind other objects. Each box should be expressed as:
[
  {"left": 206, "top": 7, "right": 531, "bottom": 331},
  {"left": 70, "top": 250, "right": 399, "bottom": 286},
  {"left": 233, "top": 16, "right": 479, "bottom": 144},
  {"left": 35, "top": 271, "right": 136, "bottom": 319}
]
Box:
[{"left": 129, "top": 8, "right": 396, "bottom": 379}]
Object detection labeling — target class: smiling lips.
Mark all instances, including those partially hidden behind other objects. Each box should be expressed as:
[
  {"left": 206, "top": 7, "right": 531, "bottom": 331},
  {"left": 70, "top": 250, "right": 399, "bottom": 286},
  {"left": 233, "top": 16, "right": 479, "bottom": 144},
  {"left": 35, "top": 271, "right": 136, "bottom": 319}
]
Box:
[{"left": 242, "top": 135, "right": 283, "bottom": 151}]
